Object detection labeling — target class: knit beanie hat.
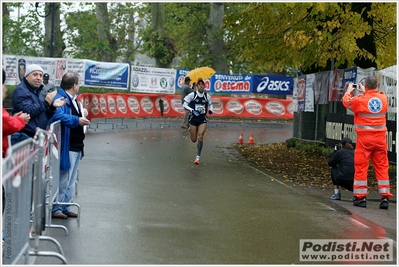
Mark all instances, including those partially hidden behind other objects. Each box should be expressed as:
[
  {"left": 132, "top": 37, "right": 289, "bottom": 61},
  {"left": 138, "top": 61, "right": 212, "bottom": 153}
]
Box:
[{"left": 25, "top": 64, "right": 44, "bottom": 77}]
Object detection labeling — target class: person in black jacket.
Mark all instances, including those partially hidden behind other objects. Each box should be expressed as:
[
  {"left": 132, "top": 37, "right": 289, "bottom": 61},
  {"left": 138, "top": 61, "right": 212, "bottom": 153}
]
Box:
[{"left": 328, "top": 137, "right": 355, "bottom": 200}]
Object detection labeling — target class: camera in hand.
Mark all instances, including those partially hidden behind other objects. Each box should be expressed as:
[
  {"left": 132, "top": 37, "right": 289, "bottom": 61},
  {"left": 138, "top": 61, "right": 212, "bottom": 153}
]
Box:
[
  {"left": 352, "top": 84, "right": 358, "bottom": 89},
  {"left": 334, "top": 143, "right": 341, "bottom": 150}
]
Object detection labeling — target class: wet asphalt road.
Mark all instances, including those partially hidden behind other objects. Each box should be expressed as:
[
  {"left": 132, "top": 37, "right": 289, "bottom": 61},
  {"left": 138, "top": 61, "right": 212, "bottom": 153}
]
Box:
[{"left": 29, "top": 118, "right": 396, "bottom": 265}]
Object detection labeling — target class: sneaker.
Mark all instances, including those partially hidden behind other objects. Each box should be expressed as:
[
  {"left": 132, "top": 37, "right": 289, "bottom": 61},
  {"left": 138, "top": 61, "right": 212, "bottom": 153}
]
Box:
[
  {"left": 330, "top": 193, "right": 341, "bottom": 200},
  {"left": 379, "top": 197, "right": 389, "bottom": 210},
  {"left": 353, "top": 196, "right": 367, "bottom": 208},
  {"left": 194, "top": 156, "right": 200, "bottom": 165}
]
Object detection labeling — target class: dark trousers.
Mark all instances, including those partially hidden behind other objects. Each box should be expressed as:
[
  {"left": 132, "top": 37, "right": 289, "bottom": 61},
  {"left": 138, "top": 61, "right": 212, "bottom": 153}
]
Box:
[{"left": 331, "top": 167, "right": 354, "bottom": 191}]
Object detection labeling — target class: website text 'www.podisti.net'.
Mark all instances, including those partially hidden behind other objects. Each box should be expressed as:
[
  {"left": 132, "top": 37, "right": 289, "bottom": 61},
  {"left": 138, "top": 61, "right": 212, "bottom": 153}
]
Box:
[{"left": 299, "top": 239, "right": 394, "bottom": 262}]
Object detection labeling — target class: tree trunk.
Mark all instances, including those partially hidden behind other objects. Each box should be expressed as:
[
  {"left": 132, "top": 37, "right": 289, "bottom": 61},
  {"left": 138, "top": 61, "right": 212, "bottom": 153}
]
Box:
[
  {"left": 151, "top": 3, "right": 165, "bottom": 34},
  {"left": 151, "top": 3, "right": 171, "bottom": 68},
  {"left": 124, "top": 13, "right": 136, "bottom": 64},
  {"left": 44, "top": 3, "right": 65, "bottom": 58},
  {"left": 2, "top": 3, "right": 9, "bottom": 41},
  {"left": 207, "top": 3, "right": 228, "bottom": 73},
  {"left": 95, "top": 3, "right": 116, "bottom": 62}
]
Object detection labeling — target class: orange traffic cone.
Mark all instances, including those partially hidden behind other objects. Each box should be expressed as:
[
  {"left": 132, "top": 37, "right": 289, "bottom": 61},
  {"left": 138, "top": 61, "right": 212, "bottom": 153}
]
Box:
[
  {"left": 247, "top": 133, "right": 255, "bottom": 144},
  {"left": 237, "top": 133, "right": 244, "bottom": 144}
]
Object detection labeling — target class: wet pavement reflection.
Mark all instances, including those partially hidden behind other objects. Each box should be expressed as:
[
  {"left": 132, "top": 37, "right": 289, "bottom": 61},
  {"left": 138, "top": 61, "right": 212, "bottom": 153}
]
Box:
[{"left": 30, "top": 118, "right": 396, "bottom": 265}]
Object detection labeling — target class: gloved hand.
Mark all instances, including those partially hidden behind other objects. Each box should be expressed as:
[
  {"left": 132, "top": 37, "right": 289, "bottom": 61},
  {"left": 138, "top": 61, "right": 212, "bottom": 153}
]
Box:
[
  {"left": 208, "top": 110, "right": 213, "bottom": 116},
  {"left": 192, "top": 110, "right": 200, "bottom": 116}
]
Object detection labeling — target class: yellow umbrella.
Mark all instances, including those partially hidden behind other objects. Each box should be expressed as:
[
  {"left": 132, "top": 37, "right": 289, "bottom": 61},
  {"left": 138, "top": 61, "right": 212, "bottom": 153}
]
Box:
[{"left": 186, "top": 67, "right": 216, "bottom": 83}]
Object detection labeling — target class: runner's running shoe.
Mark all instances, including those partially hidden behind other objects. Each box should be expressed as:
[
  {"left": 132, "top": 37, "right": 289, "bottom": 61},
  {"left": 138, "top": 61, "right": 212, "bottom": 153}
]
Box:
[{"left": 194, "top": 156, "right": 200, "bottom": 165}]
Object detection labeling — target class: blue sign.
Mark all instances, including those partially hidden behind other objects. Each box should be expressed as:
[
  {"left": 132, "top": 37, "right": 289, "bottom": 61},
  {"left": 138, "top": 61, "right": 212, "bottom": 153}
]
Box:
[
  {"left": 209, "top": 73, "right": 253, "bottom": 94},
  {"left": 175, "top": 68, "right": 190, "bottom": 89},
  {"left": 344, "top": 67, "right": 357, "bottom": 85},
  {"left": 253, "top": 75, "right": 294, "bottom": 95},
  {"left": 84, "top": 60, "right": 130, "bottom": 89}
]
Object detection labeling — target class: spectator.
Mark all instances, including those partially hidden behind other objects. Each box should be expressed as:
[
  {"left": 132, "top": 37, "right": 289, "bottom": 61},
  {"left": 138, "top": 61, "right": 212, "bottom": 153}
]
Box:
[
  {"left": 2, "top": 69, "right": 30, "bottom": 217},
  {"left": 342, "top": 76, "right": 393, "bottom": 209},
  {"left": 2, "top": 69, "right": 30, "bottom": 157},
  {"left": 328, "top": 137, "right": 354, "bottom": 200},
  {"left": 42, "top": 73, "right": 55, "bottom": 96},
  {"left": 183, "top": 78, "right": 213, "bottom": 165},
  {"left": 181, "top": 76, "right": 193, "bottom": 129},
  {"left": 49, "top": 72, "right": 90, "bottom": 219},
  {"left": 11, "top": 64, "right": 66, "bottom": 145}
]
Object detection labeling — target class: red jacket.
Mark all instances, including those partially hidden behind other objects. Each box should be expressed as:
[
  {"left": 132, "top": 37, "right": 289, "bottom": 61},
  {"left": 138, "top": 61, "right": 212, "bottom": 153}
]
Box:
[{"left": 2, "top": 108, "right": 26, "bottom": 157}]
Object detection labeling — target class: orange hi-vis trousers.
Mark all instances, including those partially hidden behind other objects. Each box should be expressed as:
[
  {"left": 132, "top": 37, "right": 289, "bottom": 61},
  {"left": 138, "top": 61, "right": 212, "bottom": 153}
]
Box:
[{"left": 353, "top": 131, "right": 393, "bottom": 199}]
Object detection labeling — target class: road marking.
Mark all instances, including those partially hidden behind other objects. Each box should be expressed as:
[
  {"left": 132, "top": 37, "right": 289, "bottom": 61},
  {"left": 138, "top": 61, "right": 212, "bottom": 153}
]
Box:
[
  {"left": 316, "top": 202, "right": 336, "bottom": 211},
  {"left": 350, "top": 218, "right": 370, "bottom": 229}
]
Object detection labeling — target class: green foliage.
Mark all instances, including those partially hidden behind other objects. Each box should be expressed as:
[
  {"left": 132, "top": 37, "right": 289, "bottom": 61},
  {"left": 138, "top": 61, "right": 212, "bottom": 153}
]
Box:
[
  {"left": 223, "top": 2, "right": 396, "bottom": 73},
  {"left": 141, "top": 28, "right": 176, "bottom": 66},
  {"left": 3, "top": 2, "right": 395, "bottom": 73},
  {"left": 286, "top": 138, "right": 329, "bottom": 156},
  {"left": 62, "top": 2, "right": 148, "bottom": 62},
  {"left": 161, "top": 3, "right": 212, "bottom": 69},
  {"left": 2, "top": 3, "right": 44, "bottom": 56},
  {"left": 285, "top": 138, "right": 297, "bottom": 148}
]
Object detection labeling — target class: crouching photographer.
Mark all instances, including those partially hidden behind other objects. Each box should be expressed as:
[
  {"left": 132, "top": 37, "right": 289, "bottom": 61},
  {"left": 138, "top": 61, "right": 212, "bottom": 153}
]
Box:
[{"left": 328, "top": 137, "right": 355, "bottom": 200}]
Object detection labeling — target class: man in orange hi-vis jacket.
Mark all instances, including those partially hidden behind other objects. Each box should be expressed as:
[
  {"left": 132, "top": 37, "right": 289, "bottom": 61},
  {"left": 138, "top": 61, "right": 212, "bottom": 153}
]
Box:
[{"left": 342, "top": 75, "right": 392, "bottom": 209}]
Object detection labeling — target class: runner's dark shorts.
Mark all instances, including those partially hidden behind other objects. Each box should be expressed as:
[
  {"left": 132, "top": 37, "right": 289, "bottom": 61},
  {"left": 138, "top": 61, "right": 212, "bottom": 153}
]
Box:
[{"left": 189, "top": 115, "right": 208, "bottom": 127}]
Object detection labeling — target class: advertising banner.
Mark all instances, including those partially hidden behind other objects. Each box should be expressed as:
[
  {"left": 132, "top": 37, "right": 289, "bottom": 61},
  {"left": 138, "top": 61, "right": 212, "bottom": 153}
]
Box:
[
  {"left": 80, "top": 93, "right": 294, "bottom": 119},
  {"left": 297, "top": 75, "right": 306, "bottom": 112},
  {"left": 314, "top": 71, "right": 330, "bottom": 105},
  {"left": 291, "top": 78, "right": 299, "bottom": 113},
  {"left": 328, "top": 69, "right": 344, "bottom": 101},
  {"left": 175, "top": 68, "right": 190, "bottom": 90},
  {"left": 253, "top": 75, "right": 294, "bottom": 95},
  {"left": 130, "top": 66, "right": 176, "bottom": 94},
  {"left": 356, "top": 67, "right": 375, "bottom": 84},
  {"left": 209, "top": 73, "right": 253, "bottom": 94},
  {"left": 379, "top": 75, "right": 397, "bottom": 121},
  {"left": 343, "top": 67, "right": 357, "bottom": 86},
  {"left": 305, "top": 74, "right": 315, "bottom": 112},
  {"left": 2, "top": 55, "right": 18, "bottom": 85},
  {"left": 12, "top": 56, "right": 57, "bottom": 85},
  {"left": 54, "top": 58, "right": 86, "bottom": 86},
  {"left": 84, "top": 60, "right": 130, "bottom": 90}
]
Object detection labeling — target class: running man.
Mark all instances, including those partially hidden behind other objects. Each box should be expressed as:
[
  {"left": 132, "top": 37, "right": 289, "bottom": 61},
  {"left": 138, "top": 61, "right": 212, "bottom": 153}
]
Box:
[{"left": 183, "top": 78, "right": 213, "bottom": 165}]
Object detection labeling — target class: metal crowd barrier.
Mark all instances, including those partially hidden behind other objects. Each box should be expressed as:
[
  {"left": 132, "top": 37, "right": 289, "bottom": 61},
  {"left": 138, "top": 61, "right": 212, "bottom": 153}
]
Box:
[
  {"left": 44, "top": 121, "right": 68, "bottom": 236},
  {"left": 44, "top": 121, "right": 81, "bottom": 222},
  {"left": 29, "top": 130, "right": 67, "bottom": 264},
  {"left": 2, "top": 122, "right": 79, "bottom": 264},
  {"left": 2, "top": 138, "right": 35, "bottom": 264}
]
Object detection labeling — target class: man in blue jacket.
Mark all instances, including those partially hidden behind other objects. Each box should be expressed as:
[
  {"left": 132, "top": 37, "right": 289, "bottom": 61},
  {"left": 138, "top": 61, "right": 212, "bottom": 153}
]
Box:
[
  {"left": 49, "top": 72, "right": 90, "bottom": 219},
  {"left": 11, "top": 64, "right": 66, "bottom": 144}
]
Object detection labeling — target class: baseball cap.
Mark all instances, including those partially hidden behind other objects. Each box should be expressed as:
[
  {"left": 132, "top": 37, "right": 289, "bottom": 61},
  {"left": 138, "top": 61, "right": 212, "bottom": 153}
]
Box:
[
  {"left": 43, "top": 73, "right": 50, "bottom": 79},
  {"left": 184, "top": 76, "right": 191, "bottom": 82},
  {"left": 341, "top": 137, "right": 352, "bottom": 145}
]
